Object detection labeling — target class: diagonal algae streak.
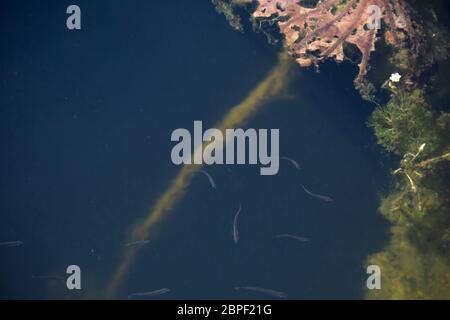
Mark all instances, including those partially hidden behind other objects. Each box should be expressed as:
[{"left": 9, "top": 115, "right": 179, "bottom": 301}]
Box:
[{"left": 106, "top": 51, "right": 295, "bottom": 298}]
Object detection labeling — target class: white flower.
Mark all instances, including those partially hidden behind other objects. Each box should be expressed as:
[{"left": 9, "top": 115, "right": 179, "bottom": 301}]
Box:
[{"left": 389, "top": 72, "right": 402, "bottom": 83}]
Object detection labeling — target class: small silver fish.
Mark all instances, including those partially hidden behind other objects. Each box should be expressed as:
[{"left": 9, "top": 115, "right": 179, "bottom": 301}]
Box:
[
  {"left": 273, "top": 234, "right": 310, "bottom": 242},
  {"left": 301, "top": 184, "right": 334, "bottom": 202},
  {"left": 235, "top": 286, "right": 287, "bottom": 298},
  {"left": 233, "top": 203, "right": 242, "bottom": 244},
  {"left": 0, "top": 241, "right": 23, "bottom": 248},
  {"left": 122, "top": 240, "right": 150, "bottom": 247},
  {"left": 128, "top": 288, "right": 171, "bottom": 300},
  {"left": 199, "top": 170, "right": 217, "bottom": 190},
  {"left": 430, "top": 8, "right": 438, "bottom": 22},
  {"left": 281, "top": 157, "right": 301, "bottom": 170}
]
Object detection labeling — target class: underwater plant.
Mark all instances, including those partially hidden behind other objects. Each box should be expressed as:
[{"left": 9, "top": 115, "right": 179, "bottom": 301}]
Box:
[
  {"left": 252, "top": 0, "right": 415, "bottom": 84},
  {"left": 367, "top": 79, "right": 450, "bottom": 299},
  {"left": 214, "top": 0, "right": 419, "bottom": 101}
]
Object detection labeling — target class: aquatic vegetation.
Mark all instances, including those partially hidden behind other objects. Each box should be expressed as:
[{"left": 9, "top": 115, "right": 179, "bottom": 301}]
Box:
[
  {"left": 367, "top": 225, "right": 450, "bottom": 300},
  {"left": 212, "top": 0, "right": 253, "bottom": 32},
  {"left": 369, "top": 88, "right": 448, "bottom": 156},
  {"left": 214, "top": 0, "right": 420, "bottom": 101},
  {"left": 251, "top": 0, "right": 415, "bottom": 85},
  {"left": 367, "top": 84, "right": 450, "bottom": 299}
]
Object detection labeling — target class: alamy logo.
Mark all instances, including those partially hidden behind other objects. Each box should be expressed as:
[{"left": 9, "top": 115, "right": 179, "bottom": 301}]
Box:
[
  {"left": 171, "top": 121, "right": 280, "bottom": 175},
  {"left": 66, "top": 5, "right": 81, "bottom": 30},
  {"left": 366, "top": 265, "right": 381, "bottom": 290},
  {"left": 66, "top": 265, "right": 81, "bottom": 290},
  {"left": 366, "top": 5, "right": 382, "bottom": 30}
]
